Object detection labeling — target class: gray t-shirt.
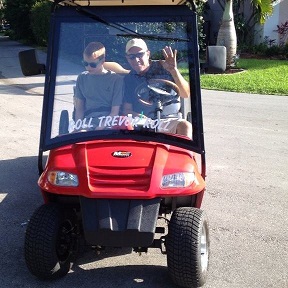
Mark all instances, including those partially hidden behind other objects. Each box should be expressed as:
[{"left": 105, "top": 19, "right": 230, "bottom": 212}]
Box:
[{"left": 75, "top": 70, "right": 123, "bottom": 115}]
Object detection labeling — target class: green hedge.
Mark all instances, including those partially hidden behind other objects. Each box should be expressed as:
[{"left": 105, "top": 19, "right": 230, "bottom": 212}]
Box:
[
  {"left": 30, "top": 1, "right": 51, "bottom": 46},
  {"left": 3, "top": 0, "right": 51, "bottom": 45},
  {"left": 3, "top": 0, "right": 36, "bottom": 41}
]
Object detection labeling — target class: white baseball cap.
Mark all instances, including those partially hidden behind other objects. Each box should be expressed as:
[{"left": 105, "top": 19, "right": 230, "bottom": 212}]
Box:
[{"left": 126, "top": 38, "right": 148, "bottom": 54}]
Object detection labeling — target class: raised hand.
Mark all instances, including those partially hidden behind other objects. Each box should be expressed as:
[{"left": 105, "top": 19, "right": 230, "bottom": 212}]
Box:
[{"left": 161, "top": 46, "right": 178, "bottom": 73}]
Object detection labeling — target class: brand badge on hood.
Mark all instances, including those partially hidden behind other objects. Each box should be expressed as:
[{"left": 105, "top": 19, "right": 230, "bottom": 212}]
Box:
[{"left": 112, "top": 151, "right": 132, "bottom": 158}]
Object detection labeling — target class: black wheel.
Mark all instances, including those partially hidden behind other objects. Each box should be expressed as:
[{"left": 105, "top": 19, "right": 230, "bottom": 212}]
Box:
[
  {"left": 166, "top": 207, "right": 210, "bottom": 288},
  {"left": 25, "top": 204, "right": 78, "bottom": 280},
  {"left": 59, "top": 110, "right": 69, "bottom": 135}
]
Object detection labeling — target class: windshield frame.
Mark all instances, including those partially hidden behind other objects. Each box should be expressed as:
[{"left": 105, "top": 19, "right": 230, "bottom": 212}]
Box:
[{"left": 39, "top": 5, "right": 205, "bottom": 156}]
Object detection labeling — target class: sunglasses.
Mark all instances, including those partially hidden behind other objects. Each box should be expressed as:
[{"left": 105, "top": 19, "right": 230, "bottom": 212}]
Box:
[
  {"left": 126, "top": 51, "right": 146, "bottom": 60},
  {"left": 82, "top": 55, "right": 104, "bottom": 68}
]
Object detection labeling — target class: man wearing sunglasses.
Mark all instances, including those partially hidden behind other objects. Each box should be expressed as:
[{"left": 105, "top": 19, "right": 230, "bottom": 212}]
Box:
[
  {"left": 74, "top": 42, "right": 123, "bottom": 129},
  {"left": 123, "top": 38, "right": 192, "bottom": 138}
]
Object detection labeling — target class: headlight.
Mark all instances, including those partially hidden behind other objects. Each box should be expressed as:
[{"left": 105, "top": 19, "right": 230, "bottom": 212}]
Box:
[
  {"left": 161, "top": 172, "right": 195, "bottom": 188},
  {"left": 48, "top": 171, "right": 79, "bottom": 187}
]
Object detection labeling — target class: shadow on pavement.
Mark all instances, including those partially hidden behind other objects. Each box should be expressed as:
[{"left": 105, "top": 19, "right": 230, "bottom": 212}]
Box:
[{"left": 0, "top": 156, "right": 177, "bottom": 288}]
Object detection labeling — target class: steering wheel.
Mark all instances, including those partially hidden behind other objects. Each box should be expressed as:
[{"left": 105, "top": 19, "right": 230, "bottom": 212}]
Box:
[{"left": 136, "top": 79, "right": 180, "bottom": 106}]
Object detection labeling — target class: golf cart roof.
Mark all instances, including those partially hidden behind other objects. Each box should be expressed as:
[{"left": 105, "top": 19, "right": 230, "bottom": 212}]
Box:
[{"left": 52, "top": 0, "right": 191, "bottom": 7}]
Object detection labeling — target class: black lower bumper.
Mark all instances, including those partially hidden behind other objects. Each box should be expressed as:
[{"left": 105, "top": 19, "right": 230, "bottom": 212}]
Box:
[{"left": 80, "top": 197, "right": 161, "bottom": 247}]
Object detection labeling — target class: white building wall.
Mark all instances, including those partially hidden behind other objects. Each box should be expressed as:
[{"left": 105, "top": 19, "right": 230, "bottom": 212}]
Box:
[
  {"left": 262, "top": 4, "right": 280, "bottom": 44},
  {"left": 255, "top": 0, "right": 288, "bottom": 45},
  {"left": 279, "top": 0, "right": 288, "bottom": 44}
]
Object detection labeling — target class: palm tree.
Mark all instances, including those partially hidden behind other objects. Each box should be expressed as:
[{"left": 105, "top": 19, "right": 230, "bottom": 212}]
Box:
[
  {"left": 216, "top": 0, "right": 274, "bottom": 67},
  {"left": 216, "top": 0, "right": 237, "bottom": 67},
  {"left": 250, "top": 0, "right": 274, "bottom": 25}
]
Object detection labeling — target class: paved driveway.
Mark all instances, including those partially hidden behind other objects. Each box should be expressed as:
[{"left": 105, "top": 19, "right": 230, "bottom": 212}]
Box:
[{"left": 0, "top": 36, "right": 287, "bottom": 287}]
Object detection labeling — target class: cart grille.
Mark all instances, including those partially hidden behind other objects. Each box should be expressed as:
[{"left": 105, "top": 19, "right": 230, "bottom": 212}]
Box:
[{"left": 88, "top": 166, "right": 152, "bottom": 191}]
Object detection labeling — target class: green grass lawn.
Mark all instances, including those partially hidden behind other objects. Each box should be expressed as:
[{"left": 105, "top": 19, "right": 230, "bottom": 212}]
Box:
[{"left": 200, "top": 58, "right": 288, "bottom": 96}]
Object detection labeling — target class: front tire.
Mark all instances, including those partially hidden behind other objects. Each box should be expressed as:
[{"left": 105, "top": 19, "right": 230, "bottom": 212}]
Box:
[
  {"left": 24, "top": 204, "right": 77, "bottom": 280},
  {"left": 166, "top": 207, "right": 210, "bottom": 288}
]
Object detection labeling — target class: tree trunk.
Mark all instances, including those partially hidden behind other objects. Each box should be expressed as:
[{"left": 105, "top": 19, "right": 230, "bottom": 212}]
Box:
[{"left": 216, "top": 0, "right": 237, "bottom": 68}]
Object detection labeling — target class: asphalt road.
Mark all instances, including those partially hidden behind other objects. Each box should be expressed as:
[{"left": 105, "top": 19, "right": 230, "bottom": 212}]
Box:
[{"left": 0, "top": 36, "right": 287, "bottom": 287}]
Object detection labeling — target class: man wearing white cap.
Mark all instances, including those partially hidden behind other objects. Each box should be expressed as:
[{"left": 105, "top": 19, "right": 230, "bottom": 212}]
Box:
[{"left": 123, "top": 38, "right": 192, "bottom": 138}]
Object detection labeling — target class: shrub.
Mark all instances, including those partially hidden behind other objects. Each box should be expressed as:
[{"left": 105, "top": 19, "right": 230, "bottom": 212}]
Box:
[
  {"left": 282, "top": 43, "right": 288, "bottom": 58},
  {"left": 265, "top": 45, "right": 281, "bottom": 57},
  {"left": 30, "top": 1, "right": 52, "bottom": 46},
  {"left": 3, "top": 0, "right": 36, "bottom": 42},
  {"left": 275, "top": 21, "right": 288, "bottom": 46},
  {"left": 252, "top": 43, "right": 268, "bottom": 55}
]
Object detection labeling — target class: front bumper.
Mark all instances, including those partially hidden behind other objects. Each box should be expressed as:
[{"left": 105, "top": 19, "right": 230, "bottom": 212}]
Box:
[{"left": 80, "top": 197, "right": 161, "bottom": 247}]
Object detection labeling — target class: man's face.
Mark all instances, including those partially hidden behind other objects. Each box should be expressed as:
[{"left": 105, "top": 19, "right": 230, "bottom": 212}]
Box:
[
  {"left": 126, "top": 47, "right": 150, "bottom": 74},
  {"left": 83, "top": 51, "right": 104, "bottom": 74}
]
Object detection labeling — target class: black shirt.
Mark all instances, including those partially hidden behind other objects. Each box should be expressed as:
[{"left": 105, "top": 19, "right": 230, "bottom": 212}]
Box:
[{"left": 123, "top": 60, "right": 180, "bottom": 119}]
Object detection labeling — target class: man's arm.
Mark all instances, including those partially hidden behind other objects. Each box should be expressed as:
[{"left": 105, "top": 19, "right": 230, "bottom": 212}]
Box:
[
  {"left": 123, "top": 102, "right": 135, "bottom": 116},
  {"left": 109, "top": 105, "right": 120, "bottom": 116},
  {"left": 104, "top": 62, "right": 130, "bottom": 74},
  {"left": 122, "top": 102, "right": 146, "bottom": 118},
  {"left": 160, "top": 46, "right": 190, "bottom": 99}
]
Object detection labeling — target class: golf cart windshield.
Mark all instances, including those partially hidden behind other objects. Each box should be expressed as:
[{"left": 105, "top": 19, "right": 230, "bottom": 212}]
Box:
[{"left": 41, "top": 4, "right": 204, "bottom": 153}]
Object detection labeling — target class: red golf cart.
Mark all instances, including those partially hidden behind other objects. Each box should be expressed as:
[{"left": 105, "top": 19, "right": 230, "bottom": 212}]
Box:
[{"left": 24, "top": 1, "right": 210, "bottom": 287}]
